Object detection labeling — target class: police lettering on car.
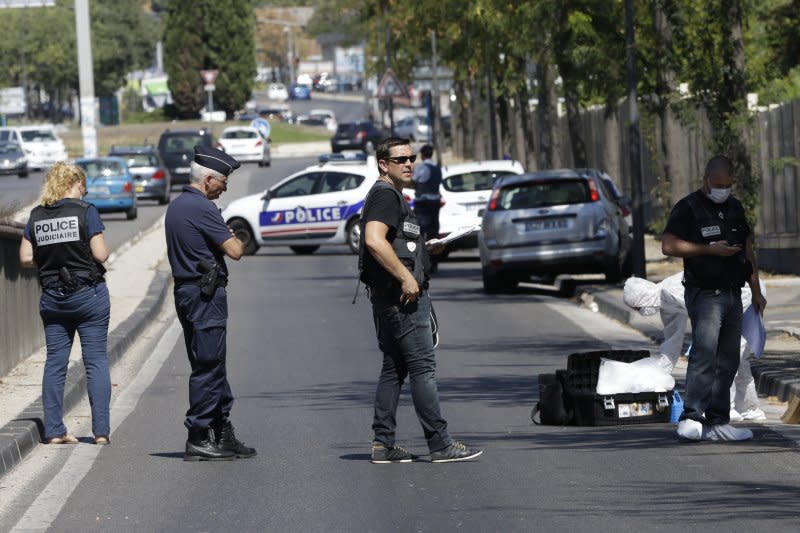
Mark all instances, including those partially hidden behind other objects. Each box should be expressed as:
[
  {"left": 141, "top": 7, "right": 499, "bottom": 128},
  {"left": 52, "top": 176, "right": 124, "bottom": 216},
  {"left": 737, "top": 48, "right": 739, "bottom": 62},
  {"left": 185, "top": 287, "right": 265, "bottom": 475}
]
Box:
[{"left": 164, "top": 145, "right": 257, "bottom": 461}]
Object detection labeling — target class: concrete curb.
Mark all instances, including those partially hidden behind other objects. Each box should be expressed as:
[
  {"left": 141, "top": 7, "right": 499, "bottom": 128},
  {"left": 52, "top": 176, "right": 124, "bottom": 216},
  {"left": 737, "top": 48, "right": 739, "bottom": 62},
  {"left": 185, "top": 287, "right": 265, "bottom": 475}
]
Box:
[
  {"left": 0, "top": 267, "right": 171, "bottom": 478},
  {"left": 578, "top": 285, "right": 800, "bottom": 403}
]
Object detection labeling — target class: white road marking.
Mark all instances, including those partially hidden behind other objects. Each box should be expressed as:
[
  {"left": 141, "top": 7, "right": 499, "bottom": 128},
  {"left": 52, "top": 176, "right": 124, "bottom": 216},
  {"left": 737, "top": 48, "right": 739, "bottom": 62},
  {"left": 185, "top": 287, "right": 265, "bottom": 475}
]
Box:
[{"left": 11, "top": 320, "right": 181, "bottom": 533}]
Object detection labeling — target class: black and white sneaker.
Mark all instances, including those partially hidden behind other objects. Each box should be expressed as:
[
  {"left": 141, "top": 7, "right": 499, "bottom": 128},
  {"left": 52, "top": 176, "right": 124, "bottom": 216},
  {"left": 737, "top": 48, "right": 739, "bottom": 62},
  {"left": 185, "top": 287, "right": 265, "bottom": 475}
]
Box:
[
  {"left": 371, "top": 442, "right": 416, "bottom": 464},
  {"left": 430, "top": 441, "right": 483, "bottom": 463}
]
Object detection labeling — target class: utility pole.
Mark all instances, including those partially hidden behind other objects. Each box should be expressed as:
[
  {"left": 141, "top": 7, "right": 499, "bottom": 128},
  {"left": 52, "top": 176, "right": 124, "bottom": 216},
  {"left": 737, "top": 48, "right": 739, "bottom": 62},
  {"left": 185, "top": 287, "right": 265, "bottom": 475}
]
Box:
[
  {"left": 486, "top": 53, "right": 498, "bottom": 160},
  {"left": 431, "top": 31, "right": 443, "bottom": 166},
  {"left": 75, "top": 0, "right": 97, "bottom": 157},
  {"left": 385, "top": 4, "right": 394, "bottom": 136},
  {"left": 285, "top": 26, "right": 295, "bottom": 87},
  {"left": 625, "top": 0, "right": 646, "bottom": 278}
]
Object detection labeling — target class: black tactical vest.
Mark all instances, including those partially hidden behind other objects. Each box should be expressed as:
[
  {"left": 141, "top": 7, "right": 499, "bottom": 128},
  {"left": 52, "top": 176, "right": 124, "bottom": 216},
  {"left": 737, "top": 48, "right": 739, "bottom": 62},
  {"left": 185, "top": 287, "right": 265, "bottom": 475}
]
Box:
[
  {"left": 358, "top": 180, "right": 430, "bottom": 289},
  {"left": 683, "top": 191, "right": 752, "bottom": 289},
  {"left": 414, "top": 161, "right": 442, "bottom": 199},
  {"left": 28, "top": 199, "right": 105, "bottom": 287}
]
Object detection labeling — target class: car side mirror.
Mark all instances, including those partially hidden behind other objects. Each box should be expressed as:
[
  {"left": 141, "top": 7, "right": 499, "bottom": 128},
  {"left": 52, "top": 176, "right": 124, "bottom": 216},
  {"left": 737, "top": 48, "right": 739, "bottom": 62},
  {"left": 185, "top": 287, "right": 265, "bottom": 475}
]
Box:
[{"left": 261, "top": 189, "right": 273, "bottom": 201}]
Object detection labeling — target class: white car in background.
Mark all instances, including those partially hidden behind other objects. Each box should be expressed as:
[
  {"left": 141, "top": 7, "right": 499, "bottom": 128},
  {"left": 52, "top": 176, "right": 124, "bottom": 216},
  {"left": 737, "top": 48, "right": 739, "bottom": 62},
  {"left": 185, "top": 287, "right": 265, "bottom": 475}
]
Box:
[
  {"left": 310, "top": 108, "right": 338, "bottom": 132},
  {"left": 217, "top": 126, "right": 271, "bottom": 167},
  {"left": 222, "top": 154, "right": 377, "bottom": 255},
  {"left": 267, "top": 83, "right": 289, "bottom": 101},
  {"left": 436, "top": 159, "right": 525, "bottom": 249},
  {"left": 0, "top": 125, "right": 68, "bottom": 170}
]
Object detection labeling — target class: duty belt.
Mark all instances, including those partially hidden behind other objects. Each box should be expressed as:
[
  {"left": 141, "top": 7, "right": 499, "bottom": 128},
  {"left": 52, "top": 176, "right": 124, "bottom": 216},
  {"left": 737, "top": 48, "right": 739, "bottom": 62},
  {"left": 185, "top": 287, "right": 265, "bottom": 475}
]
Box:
[{"left": 174, "top": 278, "right": 228, "bottom": 288}]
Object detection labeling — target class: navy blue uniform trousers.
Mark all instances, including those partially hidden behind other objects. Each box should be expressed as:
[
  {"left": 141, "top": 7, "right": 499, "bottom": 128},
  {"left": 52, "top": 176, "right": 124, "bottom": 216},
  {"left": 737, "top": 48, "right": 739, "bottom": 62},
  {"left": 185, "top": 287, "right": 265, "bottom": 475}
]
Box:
[{"left": 174, "top": 284, "right": 234, "bottom": 431}]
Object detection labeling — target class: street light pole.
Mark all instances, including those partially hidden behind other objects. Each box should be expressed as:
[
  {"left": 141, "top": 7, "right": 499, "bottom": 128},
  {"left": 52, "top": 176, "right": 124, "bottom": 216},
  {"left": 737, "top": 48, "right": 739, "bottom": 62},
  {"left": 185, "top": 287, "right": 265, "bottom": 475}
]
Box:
[
  {"left": 285, "top": 26, "right": 295, "bottom": 86},
  {"left": 75, "top": 0, "right": 97, "bottom": 157}
]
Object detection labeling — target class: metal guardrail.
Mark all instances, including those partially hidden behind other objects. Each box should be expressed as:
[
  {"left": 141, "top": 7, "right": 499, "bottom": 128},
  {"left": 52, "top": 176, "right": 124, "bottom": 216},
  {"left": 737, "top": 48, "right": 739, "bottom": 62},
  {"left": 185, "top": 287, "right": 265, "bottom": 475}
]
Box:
[{"left": 0, "top": 220, "right": 43, "bottom": 377}]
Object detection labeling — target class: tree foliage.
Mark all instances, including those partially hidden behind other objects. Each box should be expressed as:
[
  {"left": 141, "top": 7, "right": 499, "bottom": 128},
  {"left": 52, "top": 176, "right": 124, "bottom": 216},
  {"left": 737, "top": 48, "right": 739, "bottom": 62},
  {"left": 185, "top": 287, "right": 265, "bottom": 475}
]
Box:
[{"left": 163, "top": 0, "right": 255, "bottom": 117}]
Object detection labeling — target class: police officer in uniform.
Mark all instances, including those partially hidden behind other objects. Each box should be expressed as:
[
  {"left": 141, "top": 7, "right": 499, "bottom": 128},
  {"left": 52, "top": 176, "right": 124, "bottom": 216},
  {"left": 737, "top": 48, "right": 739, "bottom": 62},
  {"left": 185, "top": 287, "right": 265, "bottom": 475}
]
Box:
[
  {"left": 165, "top": 145, "right": 256, "bottom": 461},
  {"left": 412, "top": 144, "right": 443, "bottom": 273},
  {"left": 19, "top": 162, "right": 112, "bottom": 445},
  {"left": 360, "top": 137, "right": 482, "bottom": 463},
  {"left": 662, "top": 155, "right": 767, "bottom": 442}
]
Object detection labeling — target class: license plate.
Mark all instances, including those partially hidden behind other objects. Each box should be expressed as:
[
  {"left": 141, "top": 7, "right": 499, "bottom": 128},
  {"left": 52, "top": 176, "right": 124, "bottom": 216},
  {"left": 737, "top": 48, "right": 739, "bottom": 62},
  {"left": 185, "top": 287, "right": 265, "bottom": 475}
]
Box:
[
  {"left": 88, "top": 186, "right": 110, "bottom": 195},
  {"left": 175, "top": 166, "right": 191, "bottom": 174},
  {"left": 135, "top": 184, "right": 144, "bottom": 193},
  {"left": 466, "top": 203, "right": 485, "bottom": 213},
  {"left": 525, "top": 218, "right": 568, "bottom": 231}
]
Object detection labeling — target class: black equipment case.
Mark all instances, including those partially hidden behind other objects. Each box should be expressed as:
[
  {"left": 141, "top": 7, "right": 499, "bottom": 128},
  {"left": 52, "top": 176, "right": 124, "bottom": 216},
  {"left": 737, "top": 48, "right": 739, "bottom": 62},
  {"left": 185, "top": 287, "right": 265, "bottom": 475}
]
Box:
[{"left": 564, "top": 350, "right": 673, "bottom": 426}]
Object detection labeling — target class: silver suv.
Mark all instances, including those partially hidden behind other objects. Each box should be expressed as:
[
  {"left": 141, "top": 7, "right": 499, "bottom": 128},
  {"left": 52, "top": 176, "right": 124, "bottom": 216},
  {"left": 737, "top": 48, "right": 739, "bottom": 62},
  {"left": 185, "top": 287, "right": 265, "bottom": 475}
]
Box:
[{"left": 478, "top": 168, "right": 632, "bottom": 293}]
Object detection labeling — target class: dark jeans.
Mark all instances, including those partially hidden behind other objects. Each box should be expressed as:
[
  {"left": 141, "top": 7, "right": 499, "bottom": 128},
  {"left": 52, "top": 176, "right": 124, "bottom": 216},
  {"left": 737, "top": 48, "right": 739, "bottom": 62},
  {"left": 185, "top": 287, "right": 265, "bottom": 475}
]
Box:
[
  {"left": 174, "top": 284, "right": 234, "bottom": 432},
  {"left": 371, "top": 290, "right": 451, "bottom": 452},
  {"left": 682, "top": 286, "right": 743, "bottom": 425},
  {"left": 40, "top": 283, "right": 111, "bottom": 439},
  {"left": 413, "top": 200, "right": 440, "bottom": 239}
]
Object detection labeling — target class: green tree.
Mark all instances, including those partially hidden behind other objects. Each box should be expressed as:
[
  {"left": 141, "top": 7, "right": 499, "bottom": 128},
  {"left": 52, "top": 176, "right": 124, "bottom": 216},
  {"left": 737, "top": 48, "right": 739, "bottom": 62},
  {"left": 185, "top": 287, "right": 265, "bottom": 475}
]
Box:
[{"left": 163, "top": 0, "right": 256, "bottom": 117}]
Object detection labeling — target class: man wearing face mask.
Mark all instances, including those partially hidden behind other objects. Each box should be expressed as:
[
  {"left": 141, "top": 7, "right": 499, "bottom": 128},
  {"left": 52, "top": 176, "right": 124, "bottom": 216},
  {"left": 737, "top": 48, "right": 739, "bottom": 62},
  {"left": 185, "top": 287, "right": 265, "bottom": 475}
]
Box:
[{"left": 662, "top": 155, "right": 767, "bottom": 442}]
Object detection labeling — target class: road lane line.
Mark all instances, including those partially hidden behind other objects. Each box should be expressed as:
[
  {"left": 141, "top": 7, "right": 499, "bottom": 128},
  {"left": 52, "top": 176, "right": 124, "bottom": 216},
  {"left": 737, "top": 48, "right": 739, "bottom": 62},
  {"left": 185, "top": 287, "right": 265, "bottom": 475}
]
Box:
[{"left": 11, "top": 320, "right": 181, "bottom": 533}]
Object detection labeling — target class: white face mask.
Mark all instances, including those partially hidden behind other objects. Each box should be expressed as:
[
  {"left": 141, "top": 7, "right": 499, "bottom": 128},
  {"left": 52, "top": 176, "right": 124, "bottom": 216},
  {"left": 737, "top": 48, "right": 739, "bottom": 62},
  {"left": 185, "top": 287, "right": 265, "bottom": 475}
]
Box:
[{"left": 707, "top": 187, "right": 731, "bottom": 204}]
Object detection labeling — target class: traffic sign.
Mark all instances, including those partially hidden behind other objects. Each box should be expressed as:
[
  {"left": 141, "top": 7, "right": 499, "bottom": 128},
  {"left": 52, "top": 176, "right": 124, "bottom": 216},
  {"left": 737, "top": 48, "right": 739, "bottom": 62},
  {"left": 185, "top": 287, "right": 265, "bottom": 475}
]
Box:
[
  {"left": 376, "top": 69, "right": 407, "bottom": 99},
  {"left": 200, "top": 69, "right": 219, "bottom": 85},
  {"left": 0, "top": 87, "right": 26, "bottom": 115}
]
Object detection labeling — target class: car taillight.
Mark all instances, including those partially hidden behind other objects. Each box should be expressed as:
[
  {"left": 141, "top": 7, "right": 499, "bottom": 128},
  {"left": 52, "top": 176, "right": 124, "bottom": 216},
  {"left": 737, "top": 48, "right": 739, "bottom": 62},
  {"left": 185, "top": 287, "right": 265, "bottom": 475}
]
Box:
[
  {"left": 123, "top": 182, "right": 132, "bottom": 192},
  {"left": 152, "top": 169, "right": 165, "bottom": 180},
  {"left": 217, "top": 142, "right": 225, "bottom": 150},
  {"left": 487, "top": 188, "right": 501, "bottom": 211},
  {"left": 588, "top": 180, "right": 600, "bottom": 202},
  {"left": 356, "top": 131, "right": 366, "bottom": 140},
  {"left": 255, "top": 140, "right": 263, "bottom": 147}
]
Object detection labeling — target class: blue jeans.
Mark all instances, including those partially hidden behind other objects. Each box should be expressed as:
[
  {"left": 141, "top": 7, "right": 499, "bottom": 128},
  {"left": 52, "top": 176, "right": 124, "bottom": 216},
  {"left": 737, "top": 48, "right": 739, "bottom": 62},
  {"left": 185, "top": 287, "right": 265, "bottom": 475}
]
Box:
[
  {"left": 174, "top": 284, "right": 234, "bottom": 432},
  {"left": 371, "top": 290, "right": 451, "bottom": 452},
  {"left": 40, "top": 283, "right": 111, "bottom": 439},
  {"left": 682, "top": 286, "right": 743, "bottom": 425}
]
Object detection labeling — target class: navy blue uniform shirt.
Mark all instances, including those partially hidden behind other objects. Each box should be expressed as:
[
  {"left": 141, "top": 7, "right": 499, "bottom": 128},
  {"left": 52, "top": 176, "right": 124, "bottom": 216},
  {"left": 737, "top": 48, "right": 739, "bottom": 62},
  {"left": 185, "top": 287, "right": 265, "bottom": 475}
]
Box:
[{"left": 165, "top": 186, "right": 232, "bottom": 281}]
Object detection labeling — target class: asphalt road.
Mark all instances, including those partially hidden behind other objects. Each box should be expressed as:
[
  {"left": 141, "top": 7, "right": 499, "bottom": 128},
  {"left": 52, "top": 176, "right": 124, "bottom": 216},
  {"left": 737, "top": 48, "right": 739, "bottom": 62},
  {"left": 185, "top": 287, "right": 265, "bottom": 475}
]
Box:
[
  {"left": 4, "top": 163, "right": 800, "bottom": 532},
  {"left": 0, "top": 169, "right": 45, "bottom": 215}
]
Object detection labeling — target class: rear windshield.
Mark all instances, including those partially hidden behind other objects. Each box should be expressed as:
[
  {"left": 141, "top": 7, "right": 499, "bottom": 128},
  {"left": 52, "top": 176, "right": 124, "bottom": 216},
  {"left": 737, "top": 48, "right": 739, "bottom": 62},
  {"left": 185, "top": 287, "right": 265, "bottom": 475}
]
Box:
[
  {"left": 222, "top": 130, "right": 258, "bottom": 139},
  {"left": 443, "top": 170, "right": 517, "bottom": 192},
  {"left": 161, "top": 135, "right": 204, "bottom": 153},
  {"left": 336, "top": 124, "right": 356, "bottom": 135},
  {"left": 0, "top": 142, "right": 21, "bottom": 154},
  {"left": 496, "top": 179, "right": 590, "bottom": 210},
  {"left": 77, "top": 161, "right": 125, "bottom": 178},
  {"left": 122, "top": 154, "right": 159, "bottom": 167},
  {"left": 21, "top": 130, "right": 57, "bottom": 142}
]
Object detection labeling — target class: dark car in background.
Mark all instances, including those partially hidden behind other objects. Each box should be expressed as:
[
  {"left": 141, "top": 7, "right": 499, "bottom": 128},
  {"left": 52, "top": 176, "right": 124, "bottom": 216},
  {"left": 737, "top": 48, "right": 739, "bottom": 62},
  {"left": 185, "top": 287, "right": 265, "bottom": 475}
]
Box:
[
  {"left": 157, "top": 128, "right": 215, "bottom": 187},
  {"left": 478, "top": 168, "right": 633, "bottom": 292},
  {"left": 0, "top": 141, "right": 28, "bottom": 177},
  {"left": 75, "top": 156, "right": 137, "bottom": 220},
  {"left": 108, "top": 145, "right": 171, "bottom": 205},
  {"left": 331, "top": 121, "right": 383, "bottom": 153},
  {"left": 289, "top": 84, "right": 312, "bottom": 100}
]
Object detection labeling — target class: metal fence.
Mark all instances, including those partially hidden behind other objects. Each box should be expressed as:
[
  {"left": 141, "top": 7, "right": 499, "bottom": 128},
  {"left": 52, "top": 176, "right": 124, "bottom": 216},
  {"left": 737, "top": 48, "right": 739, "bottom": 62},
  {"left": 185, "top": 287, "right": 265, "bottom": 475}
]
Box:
[{"left": 0, "top": 221, "right": 44, "bottom": 377}]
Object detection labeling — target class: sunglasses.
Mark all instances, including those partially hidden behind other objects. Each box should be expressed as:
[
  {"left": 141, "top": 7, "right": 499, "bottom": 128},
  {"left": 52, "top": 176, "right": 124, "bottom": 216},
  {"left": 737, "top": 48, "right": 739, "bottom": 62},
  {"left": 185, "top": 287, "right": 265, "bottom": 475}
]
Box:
[{"left": 384, "top": 155, "right": 417, "bottom": 164}]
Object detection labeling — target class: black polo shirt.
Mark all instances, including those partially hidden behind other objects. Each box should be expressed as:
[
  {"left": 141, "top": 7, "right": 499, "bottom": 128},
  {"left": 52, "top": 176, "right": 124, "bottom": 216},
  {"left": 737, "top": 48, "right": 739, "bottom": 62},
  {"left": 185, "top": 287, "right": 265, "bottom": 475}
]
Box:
[{"left": 165, "top": 186, "right": 232, "bottom": 281}]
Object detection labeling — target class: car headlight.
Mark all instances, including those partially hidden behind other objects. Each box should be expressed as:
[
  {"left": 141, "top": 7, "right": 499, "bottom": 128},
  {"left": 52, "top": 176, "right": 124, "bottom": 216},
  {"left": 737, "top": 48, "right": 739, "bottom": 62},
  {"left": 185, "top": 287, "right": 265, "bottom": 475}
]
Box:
[{"left": 16, "top": 157, "right": 27, "bottom": 164}]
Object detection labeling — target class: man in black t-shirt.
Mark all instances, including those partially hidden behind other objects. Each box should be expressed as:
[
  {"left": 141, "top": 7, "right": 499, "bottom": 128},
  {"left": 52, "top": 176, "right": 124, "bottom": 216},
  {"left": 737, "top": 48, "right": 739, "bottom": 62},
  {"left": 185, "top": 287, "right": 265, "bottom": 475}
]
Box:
[
  {"left": 361, "top": 137, "right": 482, "bottom": 464},
  {"left": 662, "top": 155, "right": 766, "bottom": 442}
]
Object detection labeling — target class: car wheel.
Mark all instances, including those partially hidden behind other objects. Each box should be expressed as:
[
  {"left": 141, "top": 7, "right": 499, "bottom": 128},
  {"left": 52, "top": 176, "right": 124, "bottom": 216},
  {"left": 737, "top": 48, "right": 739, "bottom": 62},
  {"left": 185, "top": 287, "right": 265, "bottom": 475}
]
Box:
[
  {"left": 482, "top": 268, "right": 517, "bottom": 294},
  {"left": 346, "top": 218, "right": 360, "bottom": 254},
  {"left": 265, "top": 160, "right": 271, "bottom": 167},
  {"left": 126, "top": 205, "right": 138, "bottom": 220},
  {"left": 290, "top": 245, "right": 319, "bottom": 255},
  {"left": 258, "top": 161, "right": 265, "bottom": 167},
  {"left": 18, "top": 170, "right": 28, "bottom": 178},
  {"left": 158, "top": 193, "right": 170, "bottom": 205},
  {"left": 604, "top": 254, "right": 623, "bottom": 283},
  {"left": 229, "top": 218, "right": 259, "bottom": 255}
]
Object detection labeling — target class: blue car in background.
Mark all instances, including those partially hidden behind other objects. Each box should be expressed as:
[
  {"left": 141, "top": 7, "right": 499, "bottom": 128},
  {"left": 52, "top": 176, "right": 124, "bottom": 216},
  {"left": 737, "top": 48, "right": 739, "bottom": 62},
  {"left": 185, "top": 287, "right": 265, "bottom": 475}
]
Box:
[
  {"left": 289, "top": 84, "right": 312, "bottom": 100},
  {"left": 75, "top": 156, "right": 138, "bottom": 220}
]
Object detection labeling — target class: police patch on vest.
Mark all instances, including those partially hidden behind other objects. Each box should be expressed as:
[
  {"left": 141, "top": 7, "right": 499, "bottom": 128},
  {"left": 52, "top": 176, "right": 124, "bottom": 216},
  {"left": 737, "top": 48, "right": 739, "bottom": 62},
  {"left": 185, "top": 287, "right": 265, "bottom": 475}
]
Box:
[
  {"left": 701, "top": 225, "right": 722, "bottom": 238},
  {"left": 402, "top": 221, "right": 420, "bottom": 237},
  {"left": 407, "top": 242, "right": 417, "bottom": 252},
  {"left": 34, "top": 216, "right": 80, "bottom": 246}
]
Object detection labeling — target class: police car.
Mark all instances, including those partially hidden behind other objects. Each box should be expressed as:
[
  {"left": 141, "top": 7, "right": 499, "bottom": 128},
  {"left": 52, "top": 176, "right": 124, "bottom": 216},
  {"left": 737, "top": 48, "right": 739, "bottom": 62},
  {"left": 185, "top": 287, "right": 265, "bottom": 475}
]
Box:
[{"left": 222, "top": 153, "right": 378, "bottom": 255}]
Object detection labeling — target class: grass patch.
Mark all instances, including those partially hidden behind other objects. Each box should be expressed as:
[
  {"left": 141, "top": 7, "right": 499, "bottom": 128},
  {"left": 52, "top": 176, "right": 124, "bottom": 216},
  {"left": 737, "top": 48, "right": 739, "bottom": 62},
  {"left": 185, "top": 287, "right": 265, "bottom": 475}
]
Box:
[{"left": 60, "top": 119, "right": 330, "bottom": 157}]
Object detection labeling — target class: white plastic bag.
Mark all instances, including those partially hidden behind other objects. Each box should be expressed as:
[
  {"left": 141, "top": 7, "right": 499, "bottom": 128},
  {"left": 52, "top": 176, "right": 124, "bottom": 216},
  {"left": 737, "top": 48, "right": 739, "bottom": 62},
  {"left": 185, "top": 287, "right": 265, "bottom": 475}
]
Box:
[
  {"left": 596, "top": 357, "right": 676, "bottom": 395},
  {"left": 623, "top": 277, "right": 660, "bottom": 316}
]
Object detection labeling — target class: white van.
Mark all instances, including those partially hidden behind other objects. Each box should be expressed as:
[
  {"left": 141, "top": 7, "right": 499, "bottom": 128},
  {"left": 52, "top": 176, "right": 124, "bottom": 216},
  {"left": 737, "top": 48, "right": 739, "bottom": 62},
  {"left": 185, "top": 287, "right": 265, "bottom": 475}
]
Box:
[{"left": 0, "top": 125, "right": 68, "bottom": 170}]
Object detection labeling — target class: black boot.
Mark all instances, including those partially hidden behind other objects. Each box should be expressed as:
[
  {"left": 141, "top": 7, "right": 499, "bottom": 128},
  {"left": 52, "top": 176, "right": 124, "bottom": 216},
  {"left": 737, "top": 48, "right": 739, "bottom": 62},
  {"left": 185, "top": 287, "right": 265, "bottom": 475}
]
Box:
[
  {"left": 216, "top": 420, "right": 257, "bottom": 458},
  {"left": 184, "top": 427, "right": 236, "bottom": 462}
]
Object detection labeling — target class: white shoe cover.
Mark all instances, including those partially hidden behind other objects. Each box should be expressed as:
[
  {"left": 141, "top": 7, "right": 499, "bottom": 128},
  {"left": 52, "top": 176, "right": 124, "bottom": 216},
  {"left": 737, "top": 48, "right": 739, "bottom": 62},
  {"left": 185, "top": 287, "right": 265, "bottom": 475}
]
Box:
[
  {"left": 740, "top": 408, "right": 767, "bottom": 421},
  {"left": 677, "top": 419, "right": 703, "bottom": 441},
  {"left": 729, "top": 409, "right": 744, "bottom": 422},
  {"left": 702, "top": 424, "right": 753, "bottom": 441}
]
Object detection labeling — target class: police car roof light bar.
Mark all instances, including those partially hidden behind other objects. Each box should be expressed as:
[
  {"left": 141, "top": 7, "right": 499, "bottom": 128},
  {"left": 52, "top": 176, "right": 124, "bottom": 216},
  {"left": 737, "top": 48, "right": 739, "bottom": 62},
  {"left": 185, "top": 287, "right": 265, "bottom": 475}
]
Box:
[{"left": 318, "top": 152, "right": 368, "bottom": 164}]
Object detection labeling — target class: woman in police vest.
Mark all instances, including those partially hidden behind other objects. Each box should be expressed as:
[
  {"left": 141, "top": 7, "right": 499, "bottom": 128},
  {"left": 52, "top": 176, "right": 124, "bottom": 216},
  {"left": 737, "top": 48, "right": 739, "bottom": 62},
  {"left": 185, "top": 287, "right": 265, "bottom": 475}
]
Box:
[{"left": 19, "top": 162, "right": 112, "bottom": 445}]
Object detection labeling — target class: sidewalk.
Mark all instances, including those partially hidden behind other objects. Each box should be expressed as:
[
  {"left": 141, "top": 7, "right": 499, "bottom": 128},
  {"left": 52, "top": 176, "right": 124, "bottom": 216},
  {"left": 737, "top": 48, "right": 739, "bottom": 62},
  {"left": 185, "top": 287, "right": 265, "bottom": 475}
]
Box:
[{"left": 575, "top": 235, "right": 800, "bottom": 405}]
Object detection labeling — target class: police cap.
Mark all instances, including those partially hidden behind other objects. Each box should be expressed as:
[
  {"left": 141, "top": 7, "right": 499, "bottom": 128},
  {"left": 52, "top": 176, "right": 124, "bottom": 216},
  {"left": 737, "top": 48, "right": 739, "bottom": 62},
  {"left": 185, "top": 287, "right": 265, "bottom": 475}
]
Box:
[{"left": 194, "top": 145, "right": 241, "bottom": 177}]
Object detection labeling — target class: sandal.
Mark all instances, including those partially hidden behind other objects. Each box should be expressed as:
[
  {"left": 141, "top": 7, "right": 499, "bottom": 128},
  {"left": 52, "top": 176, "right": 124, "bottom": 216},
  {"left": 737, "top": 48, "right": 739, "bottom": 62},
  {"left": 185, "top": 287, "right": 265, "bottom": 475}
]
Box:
[
  {"left": 46, "top": 434, "right": 79, "bottom": 444},
  {"left": 94, "top": 436, "right": 110, "bottom": 445}
]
